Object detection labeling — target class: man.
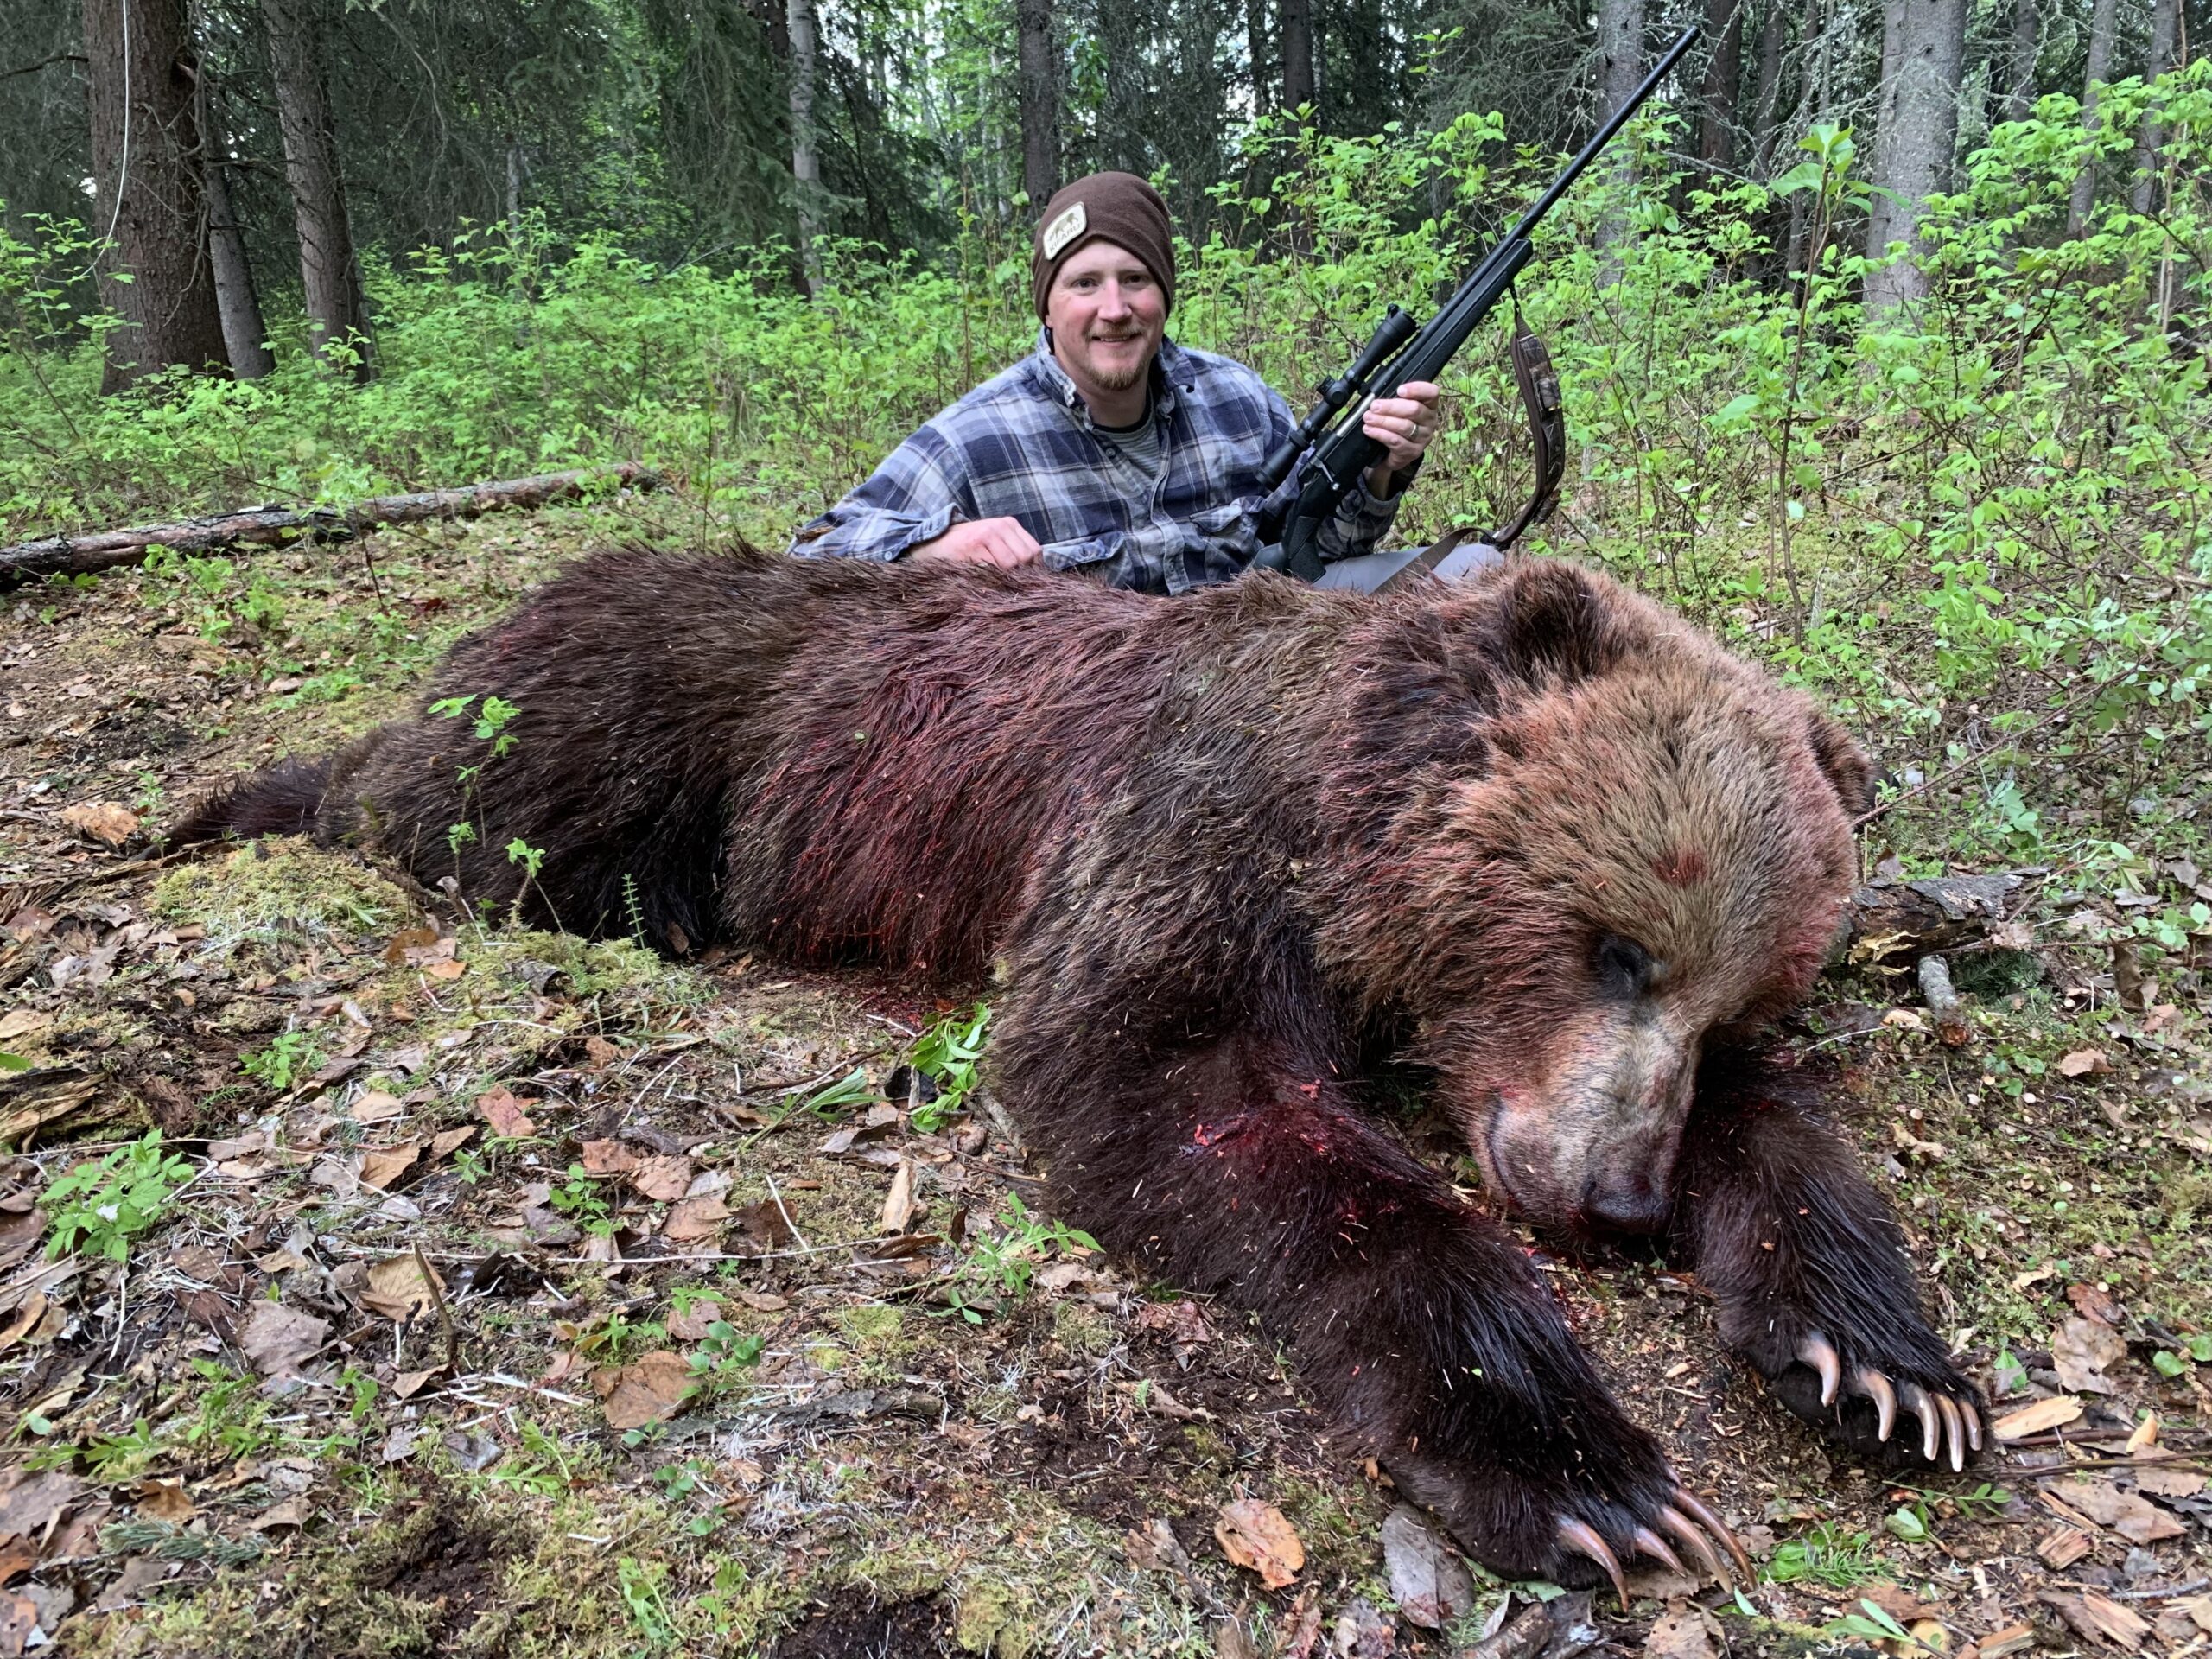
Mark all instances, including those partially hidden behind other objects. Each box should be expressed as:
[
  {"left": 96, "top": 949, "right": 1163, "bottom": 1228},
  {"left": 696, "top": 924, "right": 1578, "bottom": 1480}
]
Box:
[{"left": 789, "top": 171, "right": 1445, "bottom": 594}]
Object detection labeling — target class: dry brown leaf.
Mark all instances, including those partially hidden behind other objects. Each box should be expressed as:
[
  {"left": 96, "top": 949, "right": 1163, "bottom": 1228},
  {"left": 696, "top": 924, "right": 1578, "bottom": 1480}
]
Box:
[
  {"left": 237, "top": 1300, "right": 330, "bottom": 1377},
  {"left": 1378, "top": 1503, "right": 1474, "bottom": 1630},
  {"left": 476, "top": 1085, "right": 537, "bottom": 1139},
  {"left": 578, "top": 1139, "right": 639, "bottom": 1176},
  {"left": 664, "top": 1193, "right": 729, "bottom": 1243},
  {"left": 592, "top": 1350, "right": 696, "bottom": 1431},
  {"left": 360, "top": 1255, "right": 443, "bottom": 1324},
  {"left": 60, "top": 802, "right": 139, "bottom": 846},
  {"left": 630, "top": 1155, "right": 694, "bottom": 1204},
  {"left": 132, "top": 1478, "right": 193, "bottom": 1524},
  {"left": 0, "top": 1590, "right": 34, "bottom": 1655},
  {"left": 2050, "top": 1315, "right": 2126, "bottom": 1394},
  {"left": 880, "top": 1160, "right": 915, "bottom": 1233},
  {"left": 357, "top": 1141, "right": 422, "bottom": 1192},
  {"left": 347, "top": 1090, "right": 404, "bottom": 1123},
  {"left": 0, "top": 1471, "right": 82, "bottom": 1542},
  {"left": 429, "top": 1126, "right": 475, "bottom": 1162},
  {"left": 666, "top": 1298, "right": 723, "bottom": 1341},
  {"left": 736, "top": 1289, "right": 787, "bottom": 1313},
  {"left": 2058, "top": 1479, "right": 2186, "bottom": 1543},
  {"left": 2134, "top": 1466, "right": 2206, "bottom": 1498},
  {"left": 1642, "top": 1608, "right": 1718, "bottom": 1659},
  {"left": 2057, "top": 1049, "right": 2108, "bottom": 1077},
  {"left": 2175, "top": 1596, "right": 2212, "bottom": 1636},
  {"left": 1993, "top": 1395, "right": 2082, "bottom": 1440},
  {"left": 422, "top": 958, "right": 468, "bottom": 982},
  {"left": 391, "top": 1369, "right": 440, "bottom": 1400},
  {"left": 1214, "top": 1498, "right": 1303, "bottom": 1590},
  {"left": 732, "top": 1198, "right": 796, "bottom": 1249}
]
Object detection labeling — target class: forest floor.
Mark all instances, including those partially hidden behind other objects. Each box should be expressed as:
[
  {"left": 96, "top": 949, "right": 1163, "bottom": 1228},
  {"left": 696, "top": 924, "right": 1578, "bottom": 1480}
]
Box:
[{"left": 1, "top": 499, "right": 2209, "bottom": 1659}]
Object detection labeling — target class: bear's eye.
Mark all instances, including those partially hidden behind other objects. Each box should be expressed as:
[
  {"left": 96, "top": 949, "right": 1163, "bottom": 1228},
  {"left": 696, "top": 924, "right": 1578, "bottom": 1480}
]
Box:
[{"left": 1592, "top": 933, "right": 1657, "bottom": 999}]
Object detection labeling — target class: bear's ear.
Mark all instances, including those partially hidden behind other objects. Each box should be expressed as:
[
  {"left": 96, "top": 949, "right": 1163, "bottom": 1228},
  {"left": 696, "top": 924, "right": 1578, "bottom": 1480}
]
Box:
[
  {"left": 1481, "top": 562, "right": 1629, "bottom": 688},
  {"left": 1805, "top": 710, "right": 1876, "bottom": 819}
]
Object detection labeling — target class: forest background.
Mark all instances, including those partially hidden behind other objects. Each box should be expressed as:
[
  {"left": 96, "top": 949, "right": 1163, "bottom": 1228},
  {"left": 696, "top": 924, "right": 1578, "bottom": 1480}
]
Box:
[{"left": 2, "top": 0, "right": 2210, "bottom": 953}]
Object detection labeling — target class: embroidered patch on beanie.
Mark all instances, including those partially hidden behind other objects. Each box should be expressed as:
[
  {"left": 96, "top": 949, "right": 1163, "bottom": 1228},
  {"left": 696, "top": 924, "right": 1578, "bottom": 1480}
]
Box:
[{"left": 1041, "top": 201, "right": 1088, "bottom": 262}]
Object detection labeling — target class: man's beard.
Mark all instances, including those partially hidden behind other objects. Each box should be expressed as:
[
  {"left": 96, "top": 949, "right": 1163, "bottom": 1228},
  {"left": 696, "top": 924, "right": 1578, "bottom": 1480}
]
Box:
[{"left": 1087, "top": 339, "right": 1147, "bottom": 391}]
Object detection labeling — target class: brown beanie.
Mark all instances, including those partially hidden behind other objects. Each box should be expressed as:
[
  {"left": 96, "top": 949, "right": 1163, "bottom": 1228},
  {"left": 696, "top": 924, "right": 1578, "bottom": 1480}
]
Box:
[{"left": 1031, "top": 172, "right": 1176, "bottom": 319}]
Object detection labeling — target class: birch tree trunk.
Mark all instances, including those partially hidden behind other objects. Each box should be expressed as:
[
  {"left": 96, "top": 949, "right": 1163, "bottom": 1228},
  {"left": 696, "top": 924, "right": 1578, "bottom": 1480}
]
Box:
[
  {"left": 1594, "top": 0, "right": 1646, "bottom": 263},
  {"left": 786, "top": 0, "right": 823, "bottom": 296},
  {"left": 195, "top": 73, "right": 272, "bottom": 379},
  {"left": 263, "top": 0, "right": 372, "bottom": 379},
  {"left": 83, "top": 0, "right": 229, "bottom": 391},
  {"left": 1863, "top": 0, "right": 1966, "bottom": 313},
  {"left": 2066, "top": 0, "right": 2118, "bottom": 236},
  {"left": 1015, "top": 0, "right": 1058, "bottom": 206}
]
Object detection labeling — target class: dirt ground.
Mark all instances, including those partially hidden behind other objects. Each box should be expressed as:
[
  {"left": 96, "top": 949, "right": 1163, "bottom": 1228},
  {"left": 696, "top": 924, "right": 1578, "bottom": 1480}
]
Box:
[{"left": 1, "top": 503, "right": 2209, "bottom": 1658}]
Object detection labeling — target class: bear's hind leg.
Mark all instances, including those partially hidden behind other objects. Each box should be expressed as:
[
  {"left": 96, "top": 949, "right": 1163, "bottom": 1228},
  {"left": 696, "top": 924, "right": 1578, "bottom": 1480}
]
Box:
[
  {"left": 1001, "top": 1014, "right": 1748, "bottom": 1595},
  {"left": 1672, "top": 1055, "right": 1982, "bottom": 1471}
]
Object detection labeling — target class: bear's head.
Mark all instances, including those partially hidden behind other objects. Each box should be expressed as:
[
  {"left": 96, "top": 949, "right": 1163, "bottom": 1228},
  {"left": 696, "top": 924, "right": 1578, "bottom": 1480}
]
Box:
[{"left": 1323, "top": 562, "right": 1873, "bottom": 1238}]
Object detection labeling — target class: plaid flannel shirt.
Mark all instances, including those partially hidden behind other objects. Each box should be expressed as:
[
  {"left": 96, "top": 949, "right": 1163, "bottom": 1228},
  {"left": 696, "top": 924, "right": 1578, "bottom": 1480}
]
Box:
[{"left": 788, "top": 333, "right": 1411, "bottom": 594}]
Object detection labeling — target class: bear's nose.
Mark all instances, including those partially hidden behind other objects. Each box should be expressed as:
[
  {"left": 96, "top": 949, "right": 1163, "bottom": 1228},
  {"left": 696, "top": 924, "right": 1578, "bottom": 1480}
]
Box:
[{"left": 1585, "top": 1179, "right": 1671, "bottom": 1235}]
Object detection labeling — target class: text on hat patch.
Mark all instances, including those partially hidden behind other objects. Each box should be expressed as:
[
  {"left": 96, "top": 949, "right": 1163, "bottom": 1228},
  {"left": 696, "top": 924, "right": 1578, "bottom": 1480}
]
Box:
[{"left": 1041, "top": 201, "right": 1088, "bottom": 261}]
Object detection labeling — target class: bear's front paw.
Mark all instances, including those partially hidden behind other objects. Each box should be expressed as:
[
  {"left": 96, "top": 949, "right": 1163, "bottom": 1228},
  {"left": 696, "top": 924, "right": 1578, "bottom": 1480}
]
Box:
[
  {"left": 1767, "top": 1326, "right": 1982, "bottom": 1472},
  {"left": 1386, "top": 1448, "right": 1750, "bottom": 1605}
]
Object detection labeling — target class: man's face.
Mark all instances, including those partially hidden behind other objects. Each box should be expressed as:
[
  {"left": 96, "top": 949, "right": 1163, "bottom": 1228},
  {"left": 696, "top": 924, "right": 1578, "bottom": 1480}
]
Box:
[{"left": 1046, "top": 240, "right": 1167, "bottom": 398}]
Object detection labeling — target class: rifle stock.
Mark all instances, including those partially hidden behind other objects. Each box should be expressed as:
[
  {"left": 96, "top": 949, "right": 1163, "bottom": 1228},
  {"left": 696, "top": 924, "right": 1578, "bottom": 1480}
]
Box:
[{"left": 1267, "top": 24, "right": 1700, "bottom": 581}]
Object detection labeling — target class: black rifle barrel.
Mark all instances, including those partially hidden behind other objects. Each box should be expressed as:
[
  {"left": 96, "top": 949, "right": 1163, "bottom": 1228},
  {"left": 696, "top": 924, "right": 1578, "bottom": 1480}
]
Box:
[{"left": 1266, "top": 24, "right": 1699, "bottom": 569}]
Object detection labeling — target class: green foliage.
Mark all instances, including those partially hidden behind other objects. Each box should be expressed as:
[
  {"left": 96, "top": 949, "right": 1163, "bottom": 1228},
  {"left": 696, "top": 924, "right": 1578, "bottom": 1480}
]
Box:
[
  {"left": 240, "top": 1029, "right": 324, "bottom": 1091},
  {"left": 43, "top": 1132, "right": 194, "bottom": 1262},
  {"left": 1761, "top": 1522, "right": 1888, "bottom": 1590},
  {"left": 907, "top": 1001, "right": 989, "bottom": 1131},
  {"left": 939, "top": 1192, "right": 1102, "bottom": 1324}
]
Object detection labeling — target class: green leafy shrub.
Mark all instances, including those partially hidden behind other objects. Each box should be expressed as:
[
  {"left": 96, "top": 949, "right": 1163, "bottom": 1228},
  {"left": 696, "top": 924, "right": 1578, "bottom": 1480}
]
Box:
[{"left": 44, "top": 1132, "right": 194, "bottom": 1262}]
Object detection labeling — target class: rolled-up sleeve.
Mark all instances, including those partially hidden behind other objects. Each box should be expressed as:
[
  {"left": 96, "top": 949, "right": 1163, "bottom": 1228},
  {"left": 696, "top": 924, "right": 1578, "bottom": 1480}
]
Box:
[
  {"left": 1315, "top": 461, "right": 1417, "bottom": 563},
  {"left": 789, "top": 428, "right": 972, "bottom": 563}
]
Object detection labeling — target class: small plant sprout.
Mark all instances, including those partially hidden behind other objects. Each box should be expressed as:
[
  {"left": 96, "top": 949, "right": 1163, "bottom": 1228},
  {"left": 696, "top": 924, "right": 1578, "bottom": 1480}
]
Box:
[
  {"left": 44, "top": 1132, "right": 194, "bottom": 1262},
  {"left": 241, "top": 1030, "right": 323, "bottom": 1091},
  {"left": 908, "top": 1001, "right": 989, "bottom": 1132}
]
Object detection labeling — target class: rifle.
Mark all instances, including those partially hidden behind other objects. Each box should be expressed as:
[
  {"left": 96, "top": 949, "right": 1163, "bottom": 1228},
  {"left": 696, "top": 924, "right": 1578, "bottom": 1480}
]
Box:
[{"left": 1259, "top": 25, "right": 1700, "bottom": 582}]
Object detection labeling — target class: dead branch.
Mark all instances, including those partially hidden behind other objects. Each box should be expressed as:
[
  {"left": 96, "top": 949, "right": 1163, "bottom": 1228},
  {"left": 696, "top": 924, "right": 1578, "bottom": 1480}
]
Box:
[{"left": 0, "top": 463, "right": 664, "bottom": 588}]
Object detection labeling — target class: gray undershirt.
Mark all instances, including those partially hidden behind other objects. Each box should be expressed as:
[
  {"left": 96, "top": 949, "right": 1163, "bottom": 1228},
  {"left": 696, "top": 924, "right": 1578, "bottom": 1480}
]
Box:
[{"left": 1094, "top": 400, "right": 1161, "bottom": 480}]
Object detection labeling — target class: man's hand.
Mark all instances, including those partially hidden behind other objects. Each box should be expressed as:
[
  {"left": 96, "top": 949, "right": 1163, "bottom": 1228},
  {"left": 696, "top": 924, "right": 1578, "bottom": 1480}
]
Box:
[
  {"left": 908, "top": 518, "right": 1043, "bottom": 568},
  {"left": 1363, "top": 381, "right": 1444, "bottom": 494}
]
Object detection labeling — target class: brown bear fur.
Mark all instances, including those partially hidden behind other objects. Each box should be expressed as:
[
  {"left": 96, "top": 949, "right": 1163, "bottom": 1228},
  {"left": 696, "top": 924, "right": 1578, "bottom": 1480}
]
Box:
[{"left": 175, "top": 548, "right": 1978, "bottom": 1585}]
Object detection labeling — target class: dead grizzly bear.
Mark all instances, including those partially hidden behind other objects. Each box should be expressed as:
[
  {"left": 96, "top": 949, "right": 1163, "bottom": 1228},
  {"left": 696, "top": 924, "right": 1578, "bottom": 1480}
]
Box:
[{"left": 176, "top": 549, "right": 1981, "bottom": 1593}]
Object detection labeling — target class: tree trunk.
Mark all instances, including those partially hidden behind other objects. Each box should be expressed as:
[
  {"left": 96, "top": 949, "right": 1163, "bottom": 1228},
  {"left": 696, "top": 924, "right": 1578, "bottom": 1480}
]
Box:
[
  {"left": 1863, "top": 0, "right": 1966, "bottom": 312},
  {"left": 262, "top": 0, "right": 372, "bottom": 379},
  {"left": 786, "top": 0, "right": 823, "bottom": 296},
  {"left": 1246, "top": 0, "right": 1272, "bottom": 118},
  {"left": 2066, "top": 0, "right": 2118, "bottom": 235},
  {"left": 2130, "top": 0, "right": 2179, "bottom": 213},
  {"left": 1280, "top": 0, "right": 1313, "bottom": 118},
  {"left": 1015, "top": 0, "right": 1058, "bottom": 207},
  {"left": 195, "top": 73, "right": 272, "bottom": 379},
  {"left": 1594, "top": 0, "right": 1645, "bottom": 264},
  {"left": 82, "top": 0, "right": 229, "bottom": 391},
  {"left": 1699, "top": 0, "right": 1745, "bottom": 169},
  {"left": 1750, "top": 0, "right": 1787, "bottom": 174},
  {"left": 2004, "top": 0, "right": 2037, "bottom": 124}
]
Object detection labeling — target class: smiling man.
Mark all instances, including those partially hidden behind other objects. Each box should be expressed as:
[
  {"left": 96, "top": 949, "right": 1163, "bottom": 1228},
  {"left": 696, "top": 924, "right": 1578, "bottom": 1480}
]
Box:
[{"left": 789, "top": 171, "right": 1444, "bottom": 594}]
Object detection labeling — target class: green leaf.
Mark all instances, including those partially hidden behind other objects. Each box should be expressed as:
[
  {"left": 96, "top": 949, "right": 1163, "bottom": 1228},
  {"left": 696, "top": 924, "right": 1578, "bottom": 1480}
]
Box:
[{"left": 2152, "top": 1350, "right": 2187, "bottom": 1378}]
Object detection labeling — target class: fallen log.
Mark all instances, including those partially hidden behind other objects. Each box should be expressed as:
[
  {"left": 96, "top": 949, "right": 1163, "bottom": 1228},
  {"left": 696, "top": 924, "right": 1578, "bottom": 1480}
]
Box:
[
  {"left": 1841, "top": 870, "right": 2029, "bottom": 973},
  {"left": 0, "top": 463, "right": 664, "bottom": 588}
]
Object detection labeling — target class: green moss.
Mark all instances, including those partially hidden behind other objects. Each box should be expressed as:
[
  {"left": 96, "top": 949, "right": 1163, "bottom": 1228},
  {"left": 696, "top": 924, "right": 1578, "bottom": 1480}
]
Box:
[
  {"left": 1049, "top": 1299, "right": 1115, "bottom": 1357},
  {"left": 836, "top": 1302, "right": 906, "bottom": 1351},
  {"left": 151, "top": 838, "right": 423, "bottom": 943}
]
